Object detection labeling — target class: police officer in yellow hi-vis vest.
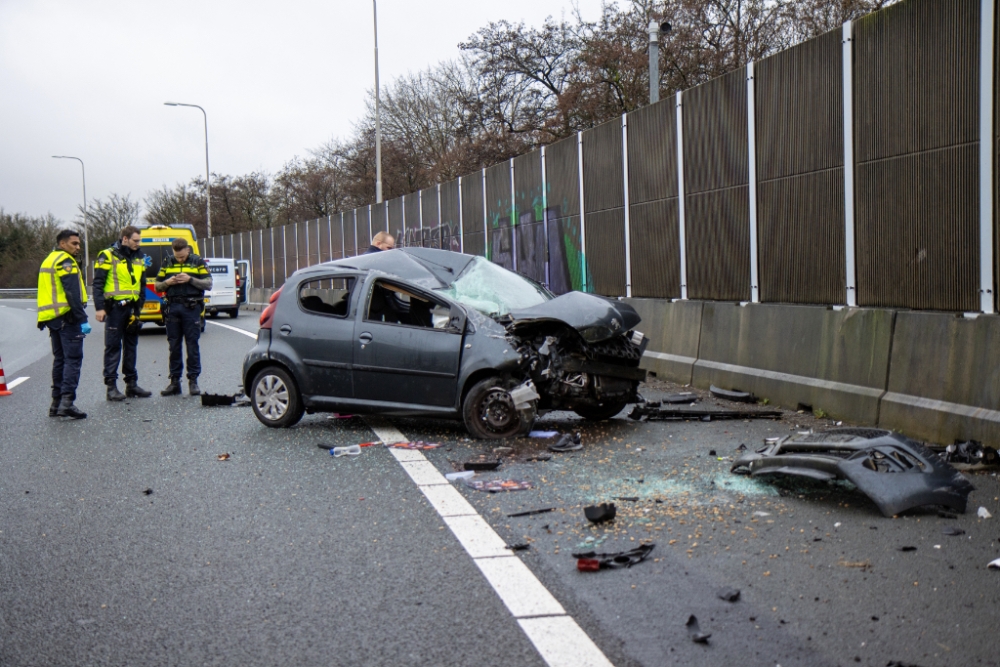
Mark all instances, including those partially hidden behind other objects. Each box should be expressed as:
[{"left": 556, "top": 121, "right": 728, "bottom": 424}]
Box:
[
  {"left": 155, "top": 238, "right": 212, "bottom": 397},
  {"left": 37, "top": 229, "right": 90, "bottom": 419},
  {"left": 93, "top": 225, "right": 152, "bottom": 401}
]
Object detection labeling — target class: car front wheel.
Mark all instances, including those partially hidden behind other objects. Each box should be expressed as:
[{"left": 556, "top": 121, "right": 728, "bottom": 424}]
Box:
[
  {"left": 462, "top": 377, "right": 534, "bottom": 439},
  {"left": 251, "top": 366, "right": 304, "bottom": 428}
]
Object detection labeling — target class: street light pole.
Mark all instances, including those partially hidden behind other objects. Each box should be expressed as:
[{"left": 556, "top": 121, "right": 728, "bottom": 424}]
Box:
[
  {"left": 648, "top": 20, "right": 671, "bottom": 105},
  {"left": 164, "top": 102, "right": 212, "bottom": 237},
  {"left": 373, "top": 0, "right": 383, "bottom": 204},
  {"left": 52, "top": 155, "right": 88, "bottom": 268}
]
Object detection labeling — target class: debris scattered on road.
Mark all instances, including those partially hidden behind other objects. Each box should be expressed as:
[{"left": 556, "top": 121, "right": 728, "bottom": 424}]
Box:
[
  {"left": 216, "top": 453, "right": 230, "bottom": 461},
  {"left": 584, "top": 503, "right": 617, "bottom": 523},
  {"left": 942, "top": 526, "right": 965, "bottom": 536},
  {"left": 753, "top": 511, "right": 770, "bottom": 517},
  {"left": 988, "top": 558, "right": 1000, "bottom": 570},
  {"left": 142, "top": 488, "right": 153, "bottom": 496},
  {"left": 628, "top": 403, "right": 781, "bottom": 422},
  {"left": 572, "top": 543, "right": 655, "bottom": 570},
  {"left": 386, "top": 441, "right": 442, "bottom": 450},
  {"left": 506, "top": 543, "right": 530, "bottom": 551},
  {"left": 507, "top": 507, "right": 555, "bottom": 517},
  {"left": 708, "top": 449, "right": 717, "bottom": 456},
  {"left": 464, "top": 460, "right": 501, "bottom": 471},
  {"left": 522, "top": 453, "right": 552, "bottom": 462},
  {"left": 661, "top": 392, "right": 698, "bottom": 404},
  {"left": 201, "top": 393, "right": 235, "bottom": 407},
  {"left": 978, "top": 507, "right": 992, "bottom": 519},
  {"left": 898, "top": 546, "right": 917, "bottom": 552},
  {"left": 548, "top": 433, "right": 582, "bottom": 452},
  {"left": 939, "top": 440, "right": 999, "bottom": 467},
  {"left": 616, "top": 496, "right": 639, "bottom": 502},
  {"left": 731, "top": 428, "right": 975, "bottom": 517},
  {"left": 326, "top": 413, "right": 356, "bottom": 420},
  {"left": 464, "top": 478, "right": 533, "bottom": 492},
  {"left": 938, "top": 511, "right": 958, "bottom": 519},
  {"left": 838, "top": 558, "right": 872, "bottom": 570},
  {"left": 685, "top": 615, "right": 711, "bottom": 643},
  {"left": 710, "top": 385, "right": 756, "bottom": 403},
  {"left": 331, "top": 445, "right": 361, "bottom": 457},
  {"left": 445, "top": 471, "right": 475, "bottom": 482},
  {"left": 529, "top": 430, "right": 559, "bottom": 438},
  {"left": 716, "top": 587, "right": 741, "bottom": 602}
]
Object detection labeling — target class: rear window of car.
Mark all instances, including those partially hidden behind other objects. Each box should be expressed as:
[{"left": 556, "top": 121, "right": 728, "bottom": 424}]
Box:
[{"left": 299, "top": 277, "right": 355, "bottom": 318}]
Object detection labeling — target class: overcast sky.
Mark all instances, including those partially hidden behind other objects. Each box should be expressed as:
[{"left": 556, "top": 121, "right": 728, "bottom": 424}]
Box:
[{"left": 0, "top": 0, "right": 604, "bottom": 225}]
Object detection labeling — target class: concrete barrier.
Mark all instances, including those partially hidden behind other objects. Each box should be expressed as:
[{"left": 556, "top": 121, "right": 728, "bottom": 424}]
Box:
[
  {"left": 879, "top": 312, "right": 1000, "bottom": 445},
  {"left": 624, "top": 298, "right": 704, "bottom": 385},
  {"left": 691, "top": 302, "right": 894, "bottom": 424}
]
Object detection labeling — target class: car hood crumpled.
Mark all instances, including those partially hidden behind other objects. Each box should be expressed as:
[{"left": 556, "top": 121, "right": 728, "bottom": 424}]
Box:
[{"left": 507, "top": 292, "right": 642, "bottom": 343}]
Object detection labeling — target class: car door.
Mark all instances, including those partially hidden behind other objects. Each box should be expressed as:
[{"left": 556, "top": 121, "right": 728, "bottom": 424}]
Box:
[
  {"left": 352, "top": 278, "right": 465, "bottom": 407},
  {"left": 236, "top": 260, "right": 250, "bottom": 304},
  {"left": 279, "top": 275, "right": 357, "bottom": 399}
]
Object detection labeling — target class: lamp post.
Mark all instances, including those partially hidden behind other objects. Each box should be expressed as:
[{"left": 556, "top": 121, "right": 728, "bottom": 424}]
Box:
[
  {"left": 164, "top": 102, "right": 212, "bottom": 237},
  {"left": 648, "top": 20, "right": 671, "bottom": 104},
  {"left": 51, "top": 155, "right": 88, "bottom": 268},
  {"left": 373, "top": 0, "right": 383, "bottom": 204}
]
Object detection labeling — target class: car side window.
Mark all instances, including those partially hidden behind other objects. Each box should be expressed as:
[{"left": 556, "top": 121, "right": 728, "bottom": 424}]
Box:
[
  {"left": 366, "top": 280, "right": 451, "bottom": 330},
  {"left": 299, "top": 277, "right": 355, "bottom": 317}
]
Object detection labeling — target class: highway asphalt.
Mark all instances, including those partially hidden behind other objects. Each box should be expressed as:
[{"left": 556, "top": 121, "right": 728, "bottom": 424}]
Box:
[{"left": 0, "top": 299, "right": 998, "bottom": 666}]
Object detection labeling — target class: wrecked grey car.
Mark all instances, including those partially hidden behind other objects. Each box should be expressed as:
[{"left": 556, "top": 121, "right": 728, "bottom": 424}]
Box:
[
  {"left": 731, "top": 428, "right": 974, "bottom": 517},
  {"left": 242, "top": 247, "right": 647, "bottom": 438}
]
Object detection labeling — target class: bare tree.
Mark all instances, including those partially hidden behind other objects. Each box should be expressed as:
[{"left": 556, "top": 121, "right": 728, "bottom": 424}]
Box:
[{"left": 81, "top": 193, "right": 141, "bottom": 259}]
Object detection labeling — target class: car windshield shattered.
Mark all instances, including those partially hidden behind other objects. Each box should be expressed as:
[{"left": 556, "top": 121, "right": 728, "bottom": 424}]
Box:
[{"left": 436, "top": 256, "right": 551, "bottom": 317}]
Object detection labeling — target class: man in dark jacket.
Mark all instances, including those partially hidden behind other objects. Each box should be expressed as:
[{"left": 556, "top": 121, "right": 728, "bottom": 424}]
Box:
[
  {"left": 93, "top": 225, "right": 151, "bottom": 401},
  {"left": 364, "top": 231, "right": 395, "bottom": 254},
  {"left": 36, "top": 229, "right": 89, "bottom": 419},
  {"left": 154, "top": 238, "right": 212, "bottom": 397}
]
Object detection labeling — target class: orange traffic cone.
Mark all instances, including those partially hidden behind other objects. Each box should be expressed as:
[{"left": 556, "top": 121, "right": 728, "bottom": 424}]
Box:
[{"left": 0, "top": 356, "right": 11, "bottom": 396}]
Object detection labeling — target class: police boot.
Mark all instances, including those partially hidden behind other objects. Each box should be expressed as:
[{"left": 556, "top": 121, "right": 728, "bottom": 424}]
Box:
[
  {"left": 125, "top": 382, "right": 152, "bottom": 398},
  {"left": 106, "top": 382, "right": 126, "bottom": 402},
  {"left": 160, "top": 379, "right": 182, "bottom": 396},
  {"left": 48, "top": 398, "right": 60, "bottom": 417},
  {"left": 56, "top": 395, "right": 87, "bottom": 419},
  {"left": 188, "top": 380, "right": 201, "bottom": 396}
]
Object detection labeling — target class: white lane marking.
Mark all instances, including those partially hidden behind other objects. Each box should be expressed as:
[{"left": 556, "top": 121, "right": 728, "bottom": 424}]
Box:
[
  {"left": 207, "top": 320, "right": 257, "bottom": 339},
  {"left": 365, "top": 417, "right": 614, "bottom": 667},
  {"left": 6, "top": 376, "right": 29, "bottom": 389},
  {"left": 519, "top": 617, "right": 615, "bottom": 667}
]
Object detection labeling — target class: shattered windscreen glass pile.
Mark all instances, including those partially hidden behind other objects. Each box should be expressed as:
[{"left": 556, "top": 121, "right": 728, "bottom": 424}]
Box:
[{"left": 436, "top": 257, "right": 551, "bottom": 317}]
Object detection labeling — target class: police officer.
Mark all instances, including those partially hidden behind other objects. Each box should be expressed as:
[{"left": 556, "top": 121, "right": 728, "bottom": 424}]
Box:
[
  {"left": 37, "top": 229, "right": 90, "bottom": 419},
  {"left": 155, "top": 238, "right": 212, "bottom": 396},
  {"left": 93, "top": 225, "right": 152, "bottom": 401}
]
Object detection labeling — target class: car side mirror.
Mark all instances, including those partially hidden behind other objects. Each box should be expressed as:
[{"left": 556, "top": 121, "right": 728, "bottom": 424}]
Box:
[{"left": 447, "top": 307, "right": 466, "bottom": 333}]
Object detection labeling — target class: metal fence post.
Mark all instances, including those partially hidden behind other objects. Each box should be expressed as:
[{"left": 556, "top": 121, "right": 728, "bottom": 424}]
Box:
[
  {"left": 622, "top": 113, "right": 632, "bottom": 298},
  {"left": 676, "top": 91, "right": 688, "bottom": 300},
  {"left": 437, "top": 184, "right": 442, "bottom": 249},
  {"left": 482, "top": 168, "right": 488, "bottom": 258},
  {"left": 328, "top": 215, "right": 333, "bottom": 259},
  {"left": 510, "top": 158, "right": 517, "bottom": 272},
  {"left": 842, "top": 21, "right": 858, "bottom": 307},
  {"left": 340, "top": 212, "right": 346, "bottom": 257},
  {"left": 458, "top": 177, "right": 464, "bottom": 253},
  {"left": 577, "top": 131, "right": 588, "bottom": 293},
  {"left": 270, "top": 226, "right": 275, "bottom": 288},
  {"left": 418, "top": 190, "right": 423, "bottom": 246},
  {"left": 979, "top": 0, "right": 996, "bottom": 313},
  {"left": 401, "top": 196, "right": 406, "bottom": 248},
  {"left": 294, "top": 223, "right": 299, "bottom": 271},
  {"left": 282, "top": 225, "right": 288, "bottom": 283},
  {"left": 368, "top": 205, "right": 373, "bottom": 242},
  {"left": 541, "top": 146, "right": 549, "bottom": 287},
  {"left": 747, "top": 61, "right": 760, "bottom": 303}
]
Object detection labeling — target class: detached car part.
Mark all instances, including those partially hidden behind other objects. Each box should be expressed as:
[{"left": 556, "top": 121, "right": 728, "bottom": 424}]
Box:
[
  {"left": 628, "top": 403, "right": 781, "bottom": 421},
  {"left": 731, "top": 428, "right": 974, "bottom": 517}
]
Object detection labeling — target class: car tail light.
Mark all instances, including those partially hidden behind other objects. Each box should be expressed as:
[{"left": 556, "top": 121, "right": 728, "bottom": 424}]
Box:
[
  {"left": 259, "top": 287, "right": 283, "bottom": 329},
  {"left": 236, "top": 274, "right": 241, "bottom": 288}
]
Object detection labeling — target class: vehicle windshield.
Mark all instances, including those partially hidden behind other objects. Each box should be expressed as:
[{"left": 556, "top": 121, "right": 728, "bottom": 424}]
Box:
[{"left": 435, "top": 256, "right": 552, "bottom": 317}]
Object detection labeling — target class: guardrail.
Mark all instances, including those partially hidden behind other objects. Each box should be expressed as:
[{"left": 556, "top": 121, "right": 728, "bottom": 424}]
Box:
[{"left": 0, "top": 289, "right": 37, "bottom": 299}]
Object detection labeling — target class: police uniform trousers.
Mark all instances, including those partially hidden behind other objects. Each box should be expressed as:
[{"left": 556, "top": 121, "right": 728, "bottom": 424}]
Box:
[
  {"left": 165, "top": 301, "right": 202, "bottom": 380},
  {"left": 103, "top": 301, "right": 139, "bottom": 385},
  {"left": 46, "top": 317, "right": 84, "bottom": 400}
]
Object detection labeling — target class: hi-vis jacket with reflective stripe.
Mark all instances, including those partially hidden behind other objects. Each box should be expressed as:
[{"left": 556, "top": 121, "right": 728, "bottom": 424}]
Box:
[
  {"left": 155, "top": 253, "right": 212, "bottom": 300},
  {"left": 37, "top": 250, "right": 88, "bottom": 323},
  {"left": 93, "top": 245, "right": 145, "bottom": 309}
]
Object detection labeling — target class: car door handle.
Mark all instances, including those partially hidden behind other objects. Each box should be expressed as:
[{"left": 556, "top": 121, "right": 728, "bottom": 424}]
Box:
[
  {"left": 359, "top": 332, "right": 373, "bottom": 344},
  {"left": 279, "top": 324, "right": 292, "bottom": 335}
]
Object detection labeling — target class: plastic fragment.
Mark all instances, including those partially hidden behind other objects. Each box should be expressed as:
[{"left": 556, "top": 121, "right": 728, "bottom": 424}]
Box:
[
  {"left": 686, "top": 615, "right": 711, "bottom": 643},
  {"left": 584, "top": 503, "right": 617, "bottom": 523},
  {"left": 716, "top": 587, "right": 740, "bottom": 602},
  {"left": 988, "top": 558, "right": 1000, "bottom": 570},
  {"left": 978, "top": 507, "right": 992, "bottom": 519},
  {"left": 445, "top": 471, "right": 475, "bottom": 482}
]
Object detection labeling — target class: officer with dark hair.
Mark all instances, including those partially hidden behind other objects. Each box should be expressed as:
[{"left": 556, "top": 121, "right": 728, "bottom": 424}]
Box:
[
  {"left": 36, "top": 229, "right": 90, "bottom": 419},
  {"left": 155, "top": 238, "right": 212, "bottom": 396},
  {"left": 93, "top": 225, "right": 151, "bottom": 401}
]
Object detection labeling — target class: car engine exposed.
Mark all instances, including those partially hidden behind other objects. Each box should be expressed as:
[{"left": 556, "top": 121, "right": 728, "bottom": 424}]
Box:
[{"left": 507, "top": 324, "right": 648, "bottom": 412}]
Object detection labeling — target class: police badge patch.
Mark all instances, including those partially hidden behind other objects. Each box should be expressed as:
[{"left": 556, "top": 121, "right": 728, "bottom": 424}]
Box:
[{"left": 62, "top": 261, "right": 74, "bottom": 272}]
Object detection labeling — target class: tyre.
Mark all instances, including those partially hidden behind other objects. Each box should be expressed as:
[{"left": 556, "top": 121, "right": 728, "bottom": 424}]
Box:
[
  {"left": 462, "top": 377, "right": 534, "bottom": 439},
  {"left": 250, "top": 366, "right": 304, "bottom": 428},
  {"left": 229, "top": 308, "right": 239, "bottom": 319},
  {"left": 573, "top": 400, "right": 629, "bottom": 421}
]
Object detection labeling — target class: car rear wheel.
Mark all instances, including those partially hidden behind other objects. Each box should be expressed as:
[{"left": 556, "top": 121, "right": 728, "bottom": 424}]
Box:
[
  {"left": 463, "top": 377, "right": 534, "bottom": 440},
  {"left": 229, "top": 308, "right": 239, "bottom": 319},
  {"left": 251, "top": 366, "right": 304, "bottom": 428},
  {"left": 573, "top": 400, "right": 629, "bottom": 421}
]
